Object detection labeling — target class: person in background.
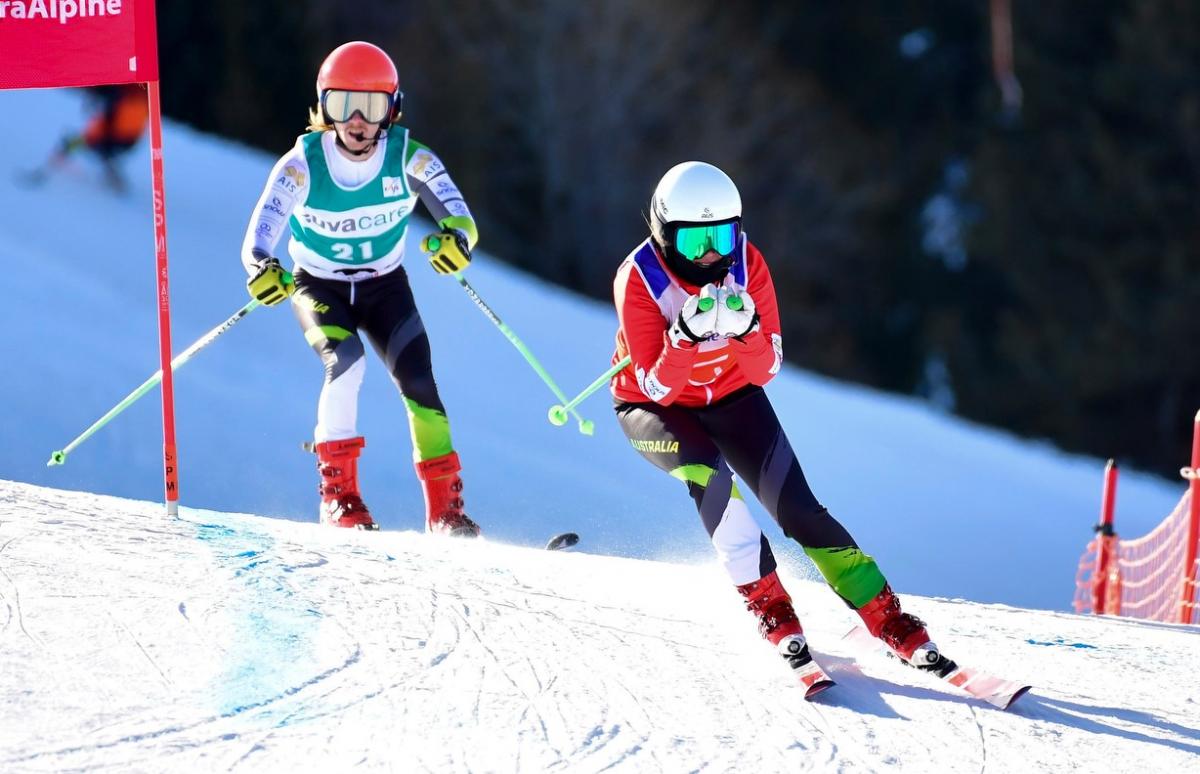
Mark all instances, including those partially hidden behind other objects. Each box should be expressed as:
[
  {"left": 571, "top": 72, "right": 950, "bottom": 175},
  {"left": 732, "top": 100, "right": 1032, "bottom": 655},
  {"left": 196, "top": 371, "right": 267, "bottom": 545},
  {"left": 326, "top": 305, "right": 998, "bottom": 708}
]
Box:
[
  {"left": 50, "top": 84, "right": 149, "bottom": 191},
  {"left": 240, "top": 41, "right": 480, "bottom": 536},
  {"left": 610, "top": 161, "right": 942, "bottom": 678}
]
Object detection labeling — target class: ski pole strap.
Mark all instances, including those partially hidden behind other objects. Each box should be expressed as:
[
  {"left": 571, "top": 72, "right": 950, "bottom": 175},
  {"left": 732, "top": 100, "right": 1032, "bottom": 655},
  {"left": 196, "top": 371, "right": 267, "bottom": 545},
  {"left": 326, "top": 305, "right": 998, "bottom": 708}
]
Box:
[
  {"left": 47, "top": 299, "right": 261, "bottom": 466},
  {"left": 452, "top": 273, "right": 592, "bottom": 431}
]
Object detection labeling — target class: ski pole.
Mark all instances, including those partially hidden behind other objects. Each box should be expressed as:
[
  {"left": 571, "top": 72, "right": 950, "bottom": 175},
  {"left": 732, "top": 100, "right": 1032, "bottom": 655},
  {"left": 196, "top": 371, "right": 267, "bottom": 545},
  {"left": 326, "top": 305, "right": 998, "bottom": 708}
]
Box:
[
  {"left": 548, "top": 296, "right": 720, "bottom": 427},
  {"left": 548, "top": 356, "right": 630, "bottom": 428},
  {"left": 47, "top": 298, "right": 262, "bottom": 466},
  {"left": 452, "top": 271, "right": 594, "bottom": 435}
]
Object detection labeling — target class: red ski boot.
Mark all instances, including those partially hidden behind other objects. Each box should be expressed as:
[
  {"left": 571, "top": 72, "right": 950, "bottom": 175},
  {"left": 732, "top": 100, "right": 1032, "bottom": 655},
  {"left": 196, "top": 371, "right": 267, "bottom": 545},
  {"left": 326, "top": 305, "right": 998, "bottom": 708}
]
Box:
[
  {"left": 415, "top": 451, "right": 480, "bottom": 538},
  {"left": 737, "top": 571, "right": 834, "bottom": 695},
  {"left": 736, "top": 570, "right": 804, "bottom": 646},
  {"left": 856, "top": 583, "right": 939, "bottom": 666},
  {"left": 312, "top": 436, "right": 377, "bottom": 530}
]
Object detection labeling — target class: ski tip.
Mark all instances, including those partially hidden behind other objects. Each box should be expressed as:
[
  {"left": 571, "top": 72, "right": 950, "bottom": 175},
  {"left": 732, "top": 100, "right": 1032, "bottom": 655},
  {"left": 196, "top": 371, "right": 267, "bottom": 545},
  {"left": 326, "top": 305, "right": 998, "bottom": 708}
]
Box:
[
  {"left": 545, "top": 532, "right": 580, "bottom": 551},
  {"left": 1001, "top": 685, "right": 1033, "bottom": 710},
  {"left": 804, "top": 679, "right": 837, "bottom": 700}
]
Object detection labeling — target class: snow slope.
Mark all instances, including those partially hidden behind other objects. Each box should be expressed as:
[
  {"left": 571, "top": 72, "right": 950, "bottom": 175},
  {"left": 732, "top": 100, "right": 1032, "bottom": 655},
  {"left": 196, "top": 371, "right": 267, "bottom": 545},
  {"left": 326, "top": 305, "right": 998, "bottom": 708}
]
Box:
[
  {"left": 0, "top": 86, "right": 1188, "bottom": 612},
  {"left": 1, "top": 480, "right": 1197, "bottom": 773}
]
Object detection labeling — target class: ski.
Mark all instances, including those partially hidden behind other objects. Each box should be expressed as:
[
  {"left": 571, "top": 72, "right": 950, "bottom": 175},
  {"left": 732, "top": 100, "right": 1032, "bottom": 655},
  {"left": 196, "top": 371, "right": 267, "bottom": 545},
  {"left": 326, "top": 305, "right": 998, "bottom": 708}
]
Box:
[
  {"left": 545, "top": 532, "right": 579, "bottom": 551},
  {"left": 431, "top": 529, "right": 577, "bottom": 548},
  {"left": 843, "top": 625, "right": 1031, "bottom": 710},
  {"left": 795, "top": 660, "right": 836, "bottom": 699},
  {"left": 340, "top": 523, "right": 578, "bottom": 551},
  {"left": 781, "top": 636, "right": 836, "bottom": 699}
]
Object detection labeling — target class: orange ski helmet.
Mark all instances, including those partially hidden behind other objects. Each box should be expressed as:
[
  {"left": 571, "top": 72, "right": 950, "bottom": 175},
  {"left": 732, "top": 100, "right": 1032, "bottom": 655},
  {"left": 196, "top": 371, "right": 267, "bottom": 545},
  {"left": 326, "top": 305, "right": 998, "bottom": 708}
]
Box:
[{"left": 316, "top": 41, "right": 403, "bottom": 124}]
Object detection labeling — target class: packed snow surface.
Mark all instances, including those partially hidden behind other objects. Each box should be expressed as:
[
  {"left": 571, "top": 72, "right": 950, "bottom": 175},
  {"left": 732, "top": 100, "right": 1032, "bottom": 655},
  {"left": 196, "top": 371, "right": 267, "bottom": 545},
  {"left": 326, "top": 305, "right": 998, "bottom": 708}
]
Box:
[{"left": 1, "top": 481, "right": 1197, "bottom": 772}]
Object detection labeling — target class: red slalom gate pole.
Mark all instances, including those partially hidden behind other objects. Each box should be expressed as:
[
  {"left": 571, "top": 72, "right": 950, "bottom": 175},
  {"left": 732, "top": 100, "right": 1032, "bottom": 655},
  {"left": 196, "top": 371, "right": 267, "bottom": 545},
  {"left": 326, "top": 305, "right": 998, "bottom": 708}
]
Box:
[
  {"left": 147, "top": 79, "right": 179, "bottom": 516},
  {"left": 1179, "top": 411, "right": 1200, "bottom": 624},
  {"left": 1093, "top": 459, "right": 1120, "bottom": 616},
  {"left": 0, "top": 0, "right": 173, "bottom": 509}
]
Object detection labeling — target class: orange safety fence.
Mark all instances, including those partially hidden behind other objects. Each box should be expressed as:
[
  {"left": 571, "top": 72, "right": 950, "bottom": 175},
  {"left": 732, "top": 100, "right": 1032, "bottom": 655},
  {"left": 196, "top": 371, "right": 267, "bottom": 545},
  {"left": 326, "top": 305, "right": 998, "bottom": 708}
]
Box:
[
  {"left": 1074, "top": 412, "right": 1200, "bottom": 625},
  {"left": 1075, "top": 490, "right": 1196, "bottom": 622}
]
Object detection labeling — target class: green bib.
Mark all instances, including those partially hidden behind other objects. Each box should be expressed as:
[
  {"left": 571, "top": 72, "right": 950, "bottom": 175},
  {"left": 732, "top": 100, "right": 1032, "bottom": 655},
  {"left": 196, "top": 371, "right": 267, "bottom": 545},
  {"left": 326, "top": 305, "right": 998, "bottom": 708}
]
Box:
[{"left": 289, "top": 130, "right": 418, "bottom": 269}]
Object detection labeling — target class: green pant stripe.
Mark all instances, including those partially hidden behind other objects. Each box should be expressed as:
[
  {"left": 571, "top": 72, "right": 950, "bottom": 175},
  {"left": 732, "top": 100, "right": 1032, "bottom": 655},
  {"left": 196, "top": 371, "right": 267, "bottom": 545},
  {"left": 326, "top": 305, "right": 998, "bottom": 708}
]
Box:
[
  {"left": 803, "top": 546, "right": 887, "bottom": 607},
  {"left": 404, "top": 397, "right": 453, "bottom": 460},
  {"left": 669, "top": 464, "right": 743, "bottom": 500},
  {"left": 304, "top": 325, "right": 353, "bottom": 346}
]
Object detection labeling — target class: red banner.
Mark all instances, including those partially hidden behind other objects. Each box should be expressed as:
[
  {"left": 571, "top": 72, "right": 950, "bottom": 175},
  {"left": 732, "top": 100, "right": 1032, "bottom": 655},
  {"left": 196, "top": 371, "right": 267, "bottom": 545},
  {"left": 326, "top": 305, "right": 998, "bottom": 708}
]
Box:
[{"left": 0, "top": 0, "right": 158, "bottom": 89}]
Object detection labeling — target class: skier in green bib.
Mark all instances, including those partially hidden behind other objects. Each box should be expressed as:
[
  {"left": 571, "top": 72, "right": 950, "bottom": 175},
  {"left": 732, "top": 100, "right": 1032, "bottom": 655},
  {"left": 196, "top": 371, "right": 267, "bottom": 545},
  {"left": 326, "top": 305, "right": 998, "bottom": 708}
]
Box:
[{"left": 240, "top": 41, "right": 479, "bottom": 535}]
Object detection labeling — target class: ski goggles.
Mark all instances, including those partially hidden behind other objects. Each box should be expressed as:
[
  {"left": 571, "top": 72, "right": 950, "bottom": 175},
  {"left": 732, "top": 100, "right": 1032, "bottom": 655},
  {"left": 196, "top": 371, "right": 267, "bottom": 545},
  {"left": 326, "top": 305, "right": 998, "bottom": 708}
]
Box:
[
  {"left": 673, "top": 220, "right": 740, "bottom": 261},
  {"left": 322, "top": 89, "right": 395, "bottom": 123}
]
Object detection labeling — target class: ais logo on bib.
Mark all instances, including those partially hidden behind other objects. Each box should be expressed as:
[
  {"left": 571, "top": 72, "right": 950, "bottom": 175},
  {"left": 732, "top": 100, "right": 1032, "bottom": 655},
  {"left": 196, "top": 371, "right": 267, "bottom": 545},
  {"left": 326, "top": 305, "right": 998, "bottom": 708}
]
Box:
[{"left": 382, "top": 176, "right": 405, "bottom": 198}]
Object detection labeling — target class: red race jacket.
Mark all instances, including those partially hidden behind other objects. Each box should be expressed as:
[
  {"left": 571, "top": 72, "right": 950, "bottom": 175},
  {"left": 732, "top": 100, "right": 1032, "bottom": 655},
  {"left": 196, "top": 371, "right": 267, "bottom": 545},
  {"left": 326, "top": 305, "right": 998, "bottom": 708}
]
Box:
[{"left": 611, "top": 237, "right": 784, "bottom": 407}]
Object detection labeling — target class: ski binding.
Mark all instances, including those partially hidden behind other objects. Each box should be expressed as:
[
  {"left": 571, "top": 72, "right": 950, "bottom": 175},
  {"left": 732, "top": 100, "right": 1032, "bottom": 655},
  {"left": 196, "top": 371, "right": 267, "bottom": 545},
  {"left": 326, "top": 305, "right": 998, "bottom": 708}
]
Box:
[{"left": 780, "top": 635, "right": 836, "bottom": 699}]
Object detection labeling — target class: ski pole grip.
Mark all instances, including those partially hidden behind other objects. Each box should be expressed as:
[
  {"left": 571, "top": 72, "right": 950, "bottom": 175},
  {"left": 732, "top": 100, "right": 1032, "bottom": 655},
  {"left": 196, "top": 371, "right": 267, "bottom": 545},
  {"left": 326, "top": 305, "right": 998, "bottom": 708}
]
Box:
[
  {"left": 697, "top": 296, "right": 715, "bottom": 313},
  {"left": 726, "top": 294, "right": 744, "bottom": 312}
]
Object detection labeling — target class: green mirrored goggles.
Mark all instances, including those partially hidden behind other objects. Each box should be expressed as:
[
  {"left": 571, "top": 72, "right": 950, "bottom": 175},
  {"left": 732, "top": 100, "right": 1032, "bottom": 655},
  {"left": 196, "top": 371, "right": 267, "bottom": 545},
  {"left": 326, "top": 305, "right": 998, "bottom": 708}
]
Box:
[{"left": 673, "top": 221, "right": 740, "bottom": 261}]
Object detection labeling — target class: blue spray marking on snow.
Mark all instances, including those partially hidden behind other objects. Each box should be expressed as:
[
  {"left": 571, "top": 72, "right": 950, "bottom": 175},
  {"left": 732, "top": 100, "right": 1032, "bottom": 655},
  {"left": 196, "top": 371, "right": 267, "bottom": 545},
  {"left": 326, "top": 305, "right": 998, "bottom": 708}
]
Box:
[
  {"left": 192, "top": 520, "right": 323, "bottom": 722},
  {"left": 1026, "top": 637, "right": 1096, "bottom": 649}
]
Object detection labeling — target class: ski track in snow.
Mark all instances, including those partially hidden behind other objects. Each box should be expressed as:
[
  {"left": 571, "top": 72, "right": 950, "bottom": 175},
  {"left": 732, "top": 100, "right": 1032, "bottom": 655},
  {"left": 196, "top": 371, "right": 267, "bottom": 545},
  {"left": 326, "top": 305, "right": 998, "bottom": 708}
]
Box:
[{"left": 1, "top": 479, "right": 1199, "bottom": 773}]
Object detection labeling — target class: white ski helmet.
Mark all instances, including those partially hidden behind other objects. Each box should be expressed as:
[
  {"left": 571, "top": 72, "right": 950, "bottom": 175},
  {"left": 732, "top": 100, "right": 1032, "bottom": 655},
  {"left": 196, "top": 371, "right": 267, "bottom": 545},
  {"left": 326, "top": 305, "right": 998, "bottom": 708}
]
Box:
[{"left": 649, "top": 161, "right": 743, "bottom": 284}]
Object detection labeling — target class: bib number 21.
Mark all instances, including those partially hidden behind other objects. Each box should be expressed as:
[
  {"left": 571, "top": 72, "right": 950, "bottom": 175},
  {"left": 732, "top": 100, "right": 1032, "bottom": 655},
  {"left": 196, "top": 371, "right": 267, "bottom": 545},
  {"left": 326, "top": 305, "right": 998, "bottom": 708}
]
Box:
[{"left": 331, "top": 241, "right": 374, "bottom": 262}]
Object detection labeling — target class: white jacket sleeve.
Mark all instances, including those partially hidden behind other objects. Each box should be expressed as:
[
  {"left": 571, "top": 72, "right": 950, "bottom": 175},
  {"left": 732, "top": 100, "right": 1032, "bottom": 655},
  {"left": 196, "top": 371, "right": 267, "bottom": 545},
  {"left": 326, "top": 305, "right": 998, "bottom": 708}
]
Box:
[{"left": 240, "top": 142, "right": 309, "bottom": 275}]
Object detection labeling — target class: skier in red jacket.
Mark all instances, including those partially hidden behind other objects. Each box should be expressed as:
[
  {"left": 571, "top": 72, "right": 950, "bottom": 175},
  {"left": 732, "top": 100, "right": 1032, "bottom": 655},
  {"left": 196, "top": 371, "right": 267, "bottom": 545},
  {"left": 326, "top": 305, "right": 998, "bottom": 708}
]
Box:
[{"left": 611, "top": 161, "right": 940, "bottom": 679}]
